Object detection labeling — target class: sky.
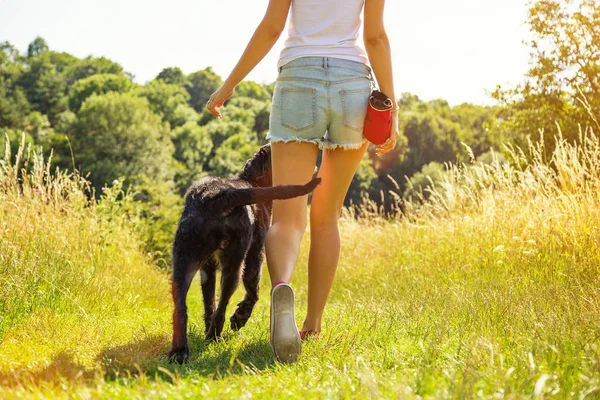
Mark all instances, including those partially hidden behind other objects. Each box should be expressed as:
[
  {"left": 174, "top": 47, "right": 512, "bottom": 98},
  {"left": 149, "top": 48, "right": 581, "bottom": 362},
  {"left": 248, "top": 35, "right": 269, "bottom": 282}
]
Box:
[{"left": 0, "top": 0, "right": 532, "bottom": 106}]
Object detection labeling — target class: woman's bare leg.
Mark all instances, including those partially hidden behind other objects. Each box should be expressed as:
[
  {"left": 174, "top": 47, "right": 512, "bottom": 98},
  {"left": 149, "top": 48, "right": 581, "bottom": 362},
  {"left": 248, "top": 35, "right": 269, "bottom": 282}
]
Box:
[
  {"left": 265, "top": 141, "right": 319, "bottom": 287},
  {"left": 302, "top": 142, "right": 369, "bottom": 332}
]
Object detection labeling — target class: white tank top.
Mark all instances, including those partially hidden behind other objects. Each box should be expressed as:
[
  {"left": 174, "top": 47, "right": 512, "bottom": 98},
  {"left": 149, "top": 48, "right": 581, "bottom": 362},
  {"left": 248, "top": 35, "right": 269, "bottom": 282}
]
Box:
[{"left": 277, "top": 0, "right": 369, "bottom": 69}]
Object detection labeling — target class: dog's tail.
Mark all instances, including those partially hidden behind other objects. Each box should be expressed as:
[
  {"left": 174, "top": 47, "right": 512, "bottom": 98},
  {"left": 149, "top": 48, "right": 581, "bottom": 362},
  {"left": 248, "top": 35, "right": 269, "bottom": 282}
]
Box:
[{"left": 209, "top": 177, "right": 321, "bottom": 213}]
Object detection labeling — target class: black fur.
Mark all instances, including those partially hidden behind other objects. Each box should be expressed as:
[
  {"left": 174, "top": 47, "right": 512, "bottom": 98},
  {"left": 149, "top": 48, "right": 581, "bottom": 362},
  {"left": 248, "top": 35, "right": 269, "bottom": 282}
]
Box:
[{"left": 168, "top": 144, "right": 320, "bottom": 364}]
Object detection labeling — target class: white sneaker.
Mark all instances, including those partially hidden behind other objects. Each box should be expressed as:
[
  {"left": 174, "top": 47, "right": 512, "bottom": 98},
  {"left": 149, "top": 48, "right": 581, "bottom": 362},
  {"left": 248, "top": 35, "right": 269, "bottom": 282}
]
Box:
[{"left": 270, "top": 283, "right": 302, "bottom": 363}]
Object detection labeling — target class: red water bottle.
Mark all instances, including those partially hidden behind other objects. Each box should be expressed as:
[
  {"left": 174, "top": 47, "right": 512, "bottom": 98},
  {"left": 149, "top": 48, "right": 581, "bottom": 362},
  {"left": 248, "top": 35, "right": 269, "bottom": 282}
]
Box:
[{"left": 363, "top": 90, "right": 394, "bottom": 145}]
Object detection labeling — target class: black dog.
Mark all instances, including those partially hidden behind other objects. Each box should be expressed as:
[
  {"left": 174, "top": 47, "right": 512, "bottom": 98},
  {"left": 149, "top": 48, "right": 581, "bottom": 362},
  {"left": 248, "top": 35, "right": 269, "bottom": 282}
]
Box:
[{"left": 169, "top": 144, "right": 320, "bottom": 364}]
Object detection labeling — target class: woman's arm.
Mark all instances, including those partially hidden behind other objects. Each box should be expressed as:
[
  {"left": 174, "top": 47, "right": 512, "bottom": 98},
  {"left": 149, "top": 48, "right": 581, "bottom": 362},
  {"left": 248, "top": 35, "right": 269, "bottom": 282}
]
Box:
[
  {"left": 363, "top": 0, "right": 398, "bottom": 156},
  {"left": 207, "top": 0, "right": 291, "bottom": 118}
]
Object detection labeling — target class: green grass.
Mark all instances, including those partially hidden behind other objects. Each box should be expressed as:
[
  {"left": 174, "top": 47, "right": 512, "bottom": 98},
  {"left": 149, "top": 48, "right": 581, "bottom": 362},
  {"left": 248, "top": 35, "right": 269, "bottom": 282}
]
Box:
[{"left": 1, "top": 133, "right": 599, "bottom": 399}]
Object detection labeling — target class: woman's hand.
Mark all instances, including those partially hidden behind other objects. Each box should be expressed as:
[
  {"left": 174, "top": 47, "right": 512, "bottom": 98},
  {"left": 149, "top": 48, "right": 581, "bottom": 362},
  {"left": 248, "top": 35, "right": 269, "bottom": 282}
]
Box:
[
  {"left": 376, "top": 112, "right": 399, "bottom": 156},
  {"left": 206, "top": 84, "right": 235, "bottom": 118}
]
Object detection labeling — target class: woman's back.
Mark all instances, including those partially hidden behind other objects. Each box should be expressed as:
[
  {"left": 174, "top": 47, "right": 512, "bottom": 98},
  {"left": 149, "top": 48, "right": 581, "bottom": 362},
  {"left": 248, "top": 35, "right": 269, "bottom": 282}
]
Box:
[{"left": 278, "top": 0, "right": 369, "bottom": 68}]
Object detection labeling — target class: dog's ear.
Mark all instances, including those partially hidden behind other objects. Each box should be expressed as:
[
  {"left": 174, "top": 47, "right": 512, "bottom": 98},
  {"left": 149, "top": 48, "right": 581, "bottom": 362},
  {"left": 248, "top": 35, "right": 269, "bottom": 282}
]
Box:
[
  {"left": 239, "top": 144, "right": 271, "bottom": 184},
  {"left": 258, "top": 144, "right": 272, "bottom": 186}
]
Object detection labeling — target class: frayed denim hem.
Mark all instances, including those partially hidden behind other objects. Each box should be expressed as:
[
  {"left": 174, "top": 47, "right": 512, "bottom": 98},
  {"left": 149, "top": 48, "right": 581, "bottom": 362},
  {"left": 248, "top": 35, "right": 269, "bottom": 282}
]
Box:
[
  {"left": 321, "top": 138, "right": 368, "bottom": 151},
  {"left": 266, "top": 134, "right": 324, "bottom": 149},
  {"left": 266, "top": 135, "right": 368, "bottom": 151}
]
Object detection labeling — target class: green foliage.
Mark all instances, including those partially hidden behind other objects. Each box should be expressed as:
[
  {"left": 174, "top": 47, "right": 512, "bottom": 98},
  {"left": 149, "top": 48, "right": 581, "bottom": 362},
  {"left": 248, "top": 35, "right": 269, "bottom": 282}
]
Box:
[
  {"left": 170, "top": 103, "right": 199, "bottom": 127},
  {"left": 156, "top": 66, "right": 187, "bottom": 86},
  {"left": 26, "top": 36, "right": 49, "bottom": 58},
  {"left": 205, "top": 118, "right": 254, "bottom": 148},
  {"left": 22, "top": 111, "right": 54, "bottom": 147},
  {"left": 68, "top": 73, "right": 133, "bottom": 111},
  {"left": 346, "top": 156, "right": 377, "bottom": 206},
  {"left": 137, "top": 79, "right": 192, "bottom": 128},
  {"left": 1, "top": 42, "right": 26, "bottom": 82},
  {"left": 226, "top": 96, "right": 272, "bottom": 135},
  {"left": 185, "top": 67, "right": 223, "bottom": 112},
  {"left": 492, "top": 0, "right": 600, "bottom": 151},
  {"left": 0, "top": 41, "right": 22, "bottom": 66},
  {"left": 393, "top": 96, "right": 497, "bottom": 175},
  {"left": 0, "top": 82, "right": 30, "bottom": 128},
  {"left": 0, "top": 129, "right": 36, "bottom": 160},
  {"left": 17, "top": 48, "right": 79, "bottom": 122},
  {"left": 0, "top": 36, "right": 520, "bottom": 250},
  {"left": 209, "top": 133, "right": 260, "bottom": 177},
  {"left": 71, "top": 92, "right": 175, "bottom": 193},
  {"left": 27, "top": 61, "right": 69, "bottom": 121},
  {"left": 171, "top": 121, "right": 213, "bottom": 191},
  {"left": 235, "top": 80, "right": 272, "bottom": 101},
  {"left": 64, "top": 56, "right": 128, "bottom": 84},
  {"left": 127, "top": 176, "right": 183, "bottom": 269},
  {"left": 253, "top": 101, "right": 271, "bottom": 134},
  {"left": 356, "top": 93, "right": 501, "bottom": 211},
  {"left": 403, "top": 161, "right": 448, "bottom": 200}
]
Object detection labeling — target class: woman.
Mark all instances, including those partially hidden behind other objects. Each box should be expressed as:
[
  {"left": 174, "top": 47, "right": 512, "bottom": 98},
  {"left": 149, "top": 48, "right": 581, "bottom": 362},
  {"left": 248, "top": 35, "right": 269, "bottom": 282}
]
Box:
[{"left": 206, "top": 0, "right": 398, "bottom": 363}]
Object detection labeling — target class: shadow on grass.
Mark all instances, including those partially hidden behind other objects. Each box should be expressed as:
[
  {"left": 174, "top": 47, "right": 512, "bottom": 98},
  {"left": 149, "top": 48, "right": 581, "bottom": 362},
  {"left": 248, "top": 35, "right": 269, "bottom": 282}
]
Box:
[
  {"left": 146, "top": 330, "right": 275, "bottom": 382},
  {"left": 0, "top": 331, "right": 274, "bottom": 388},
  {"left": 0, "top": 335, "right": 169, "bottom": 387},
  {"left": 0, "top": 350, "right": 94, "bottom": 387},
  {"left": 99, "top": 334, "right": 171, "bottom": 379}
]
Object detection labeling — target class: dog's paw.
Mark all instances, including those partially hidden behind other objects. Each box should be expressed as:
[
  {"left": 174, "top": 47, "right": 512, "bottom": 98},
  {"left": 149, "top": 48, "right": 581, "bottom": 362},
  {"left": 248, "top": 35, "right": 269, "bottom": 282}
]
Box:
[
  {"left": 206, "top": 332, "right": 223, "bottom": 342},
  {"left": 205, "top": 325, "right": 224, "bottom": 342},
  {"left": 168, "top": 347, "right": 189, "bottom": 364},
  {"left": 230, "top": 312, "right": 248, "bottom": 331}
]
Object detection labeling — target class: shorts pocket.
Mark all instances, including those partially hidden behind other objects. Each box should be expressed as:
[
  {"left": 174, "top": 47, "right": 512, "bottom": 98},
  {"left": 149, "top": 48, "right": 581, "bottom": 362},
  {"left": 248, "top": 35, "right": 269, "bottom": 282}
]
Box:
[
  {"left": 280, "top": 88, "right": 316, "bottom": 131},
  {"left": 339, "top": 88, "right": 370, "bottom": 132}
]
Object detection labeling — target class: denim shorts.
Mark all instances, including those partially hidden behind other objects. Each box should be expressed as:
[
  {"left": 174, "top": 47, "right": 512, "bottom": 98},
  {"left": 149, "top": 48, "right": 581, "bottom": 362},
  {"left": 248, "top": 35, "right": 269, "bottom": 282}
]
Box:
[{"left": 266, "top": 56, "right": 373, "bottom": 150}]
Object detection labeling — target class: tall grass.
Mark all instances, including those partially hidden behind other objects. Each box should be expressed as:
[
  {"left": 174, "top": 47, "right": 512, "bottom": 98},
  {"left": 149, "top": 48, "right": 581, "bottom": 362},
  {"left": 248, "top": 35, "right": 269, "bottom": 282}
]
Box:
[
  {"left": 0, "top": 135, "right": 169, "bottom": 385},
  {"left": 0, "top": 128, "right": 599, "bottom": 398}
]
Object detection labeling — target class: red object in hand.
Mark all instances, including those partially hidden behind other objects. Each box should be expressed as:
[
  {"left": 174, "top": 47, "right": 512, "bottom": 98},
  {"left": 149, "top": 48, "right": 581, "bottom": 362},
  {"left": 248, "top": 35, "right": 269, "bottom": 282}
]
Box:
[{"left": 363, "top": 90, "right": 393, "bottom": 145}]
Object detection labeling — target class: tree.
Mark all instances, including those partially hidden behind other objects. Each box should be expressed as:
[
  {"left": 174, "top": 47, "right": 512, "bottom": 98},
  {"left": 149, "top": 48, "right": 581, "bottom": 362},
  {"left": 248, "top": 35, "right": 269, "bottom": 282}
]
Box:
[
  {"left": 492, "top": 0, "right": 600, "bottom": 151},
  {"left": 1, "top": 42, "right": 21, "bottom": 66},
  {"left": 204, "top": 118, "right": 254, "bottom": 149},
  {"left": 403, "top": 161, "right": 448, "bottom": 201},
  {"left": 209, "top": 133, "right": 260, "bottom": 177},
  {"left": 171, "top": 121, "right": 213, "bottom": 191},
  {"left": 64, "top": 56, "right": 128, "bottom": 84},
  {"left": 156, "top": 67, "right": 187, "bottom": 86},
  {"left": 225, "top": 96, "right": 270, "bottom": 135},
  {"left": 185, "top": 67, "right": 223, "bottom": 112},
  {"left": 346, "top": 157, "right": 377, "bottom": 206},
  {"left": 72, "top": 92, "right": 175, "bottom": 193},
  {"left": 393, "top": 104, "right": 464, "bottom": 177},
  {"left": 0, "top": 84, "right": 30, "bottom": 128},
  {"left": 137, "top": 80, "right": 192, "bottom": 128},
  {"left": 17, "top": 50, "right": 79, "bottom": 122},
  {"left": 68, "top": 73, "right": 133, "bottom": 111},
  {"left": 235, "top": 80, "right": 272, "bottom": 101},
  {"left": 27, "top": 37, "right": 49, "bottom": 58}
]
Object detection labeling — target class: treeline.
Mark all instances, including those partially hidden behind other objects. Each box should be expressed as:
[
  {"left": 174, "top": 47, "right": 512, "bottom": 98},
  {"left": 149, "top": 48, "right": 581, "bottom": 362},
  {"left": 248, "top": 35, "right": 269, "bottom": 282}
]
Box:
[
  {"left": 1, "top": 0, "right": 598, "bottom": 263},
  {"left": 0, "top": 38, "right": 502, "bottom": 203}
]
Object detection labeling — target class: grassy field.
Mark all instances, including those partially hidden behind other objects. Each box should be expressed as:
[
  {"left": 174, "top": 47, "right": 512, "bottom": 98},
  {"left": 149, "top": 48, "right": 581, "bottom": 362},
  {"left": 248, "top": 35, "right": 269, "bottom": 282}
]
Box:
[{"left": 1, "top": 133, "right": 599, "bottom": 399}]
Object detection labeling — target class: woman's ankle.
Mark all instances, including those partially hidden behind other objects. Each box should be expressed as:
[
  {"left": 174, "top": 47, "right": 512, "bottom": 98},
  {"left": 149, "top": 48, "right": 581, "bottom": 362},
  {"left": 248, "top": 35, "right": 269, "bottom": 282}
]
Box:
[{"left": 301, "top": 319, "right": 321, "bottom": 333}]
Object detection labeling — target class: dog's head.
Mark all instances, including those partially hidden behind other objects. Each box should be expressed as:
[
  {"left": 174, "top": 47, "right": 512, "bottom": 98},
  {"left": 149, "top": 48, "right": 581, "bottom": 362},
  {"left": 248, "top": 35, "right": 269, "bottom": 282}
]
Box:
[{"left": 238, "top": 144, "right": 272, "bottom": 187}]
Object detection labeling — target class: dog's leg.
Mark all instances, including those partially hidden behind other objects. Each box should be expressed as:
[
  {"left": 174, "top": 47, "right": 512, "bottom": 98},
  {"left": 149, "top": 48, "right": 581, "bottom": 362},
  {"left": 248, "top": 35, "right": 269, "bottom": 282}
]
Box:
[
  {"left": 169, "top": 252, "right": 197, "bottom": 364},
  {"left": 230, "top": 238, "right": 263, "bottom": 331},
  {"left": 200, "top": 260, "right": 217, "bottom": 335},
  {"left": 206, "top": 243, "right": 248, "bottom": 341}
]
